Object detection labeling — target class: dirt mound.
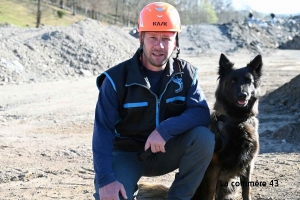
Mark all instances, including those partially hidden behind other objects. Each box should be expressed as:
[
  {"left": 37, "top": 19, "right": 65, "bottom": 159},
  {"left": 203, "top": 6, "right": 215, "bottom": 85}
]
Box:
[
  {"left": 0, "top": 19, "right": 139, "bottom": 85},
  {"left": 260, "top": 74, "right": 300, "bottom": 143},
  {"left": 280, "top": 34, "right": 300, "bottom": 49},
  {"left": 1, "top": 17, "right": 300, "bottom": 85},
  {"left": 261, "top": 74, "right": 300, "bottom": 115},
  {"left": 130, "top": 17, "right": 300, "bottom": 56},
  {"left": 271, "top": 122, "right": 300, "bottom": 143},
  {"left": 182, "top": 19, "right": 300, "bottom": 55},
  {"left": 179, "top": 24, "right": 238, "bottom": 55}
]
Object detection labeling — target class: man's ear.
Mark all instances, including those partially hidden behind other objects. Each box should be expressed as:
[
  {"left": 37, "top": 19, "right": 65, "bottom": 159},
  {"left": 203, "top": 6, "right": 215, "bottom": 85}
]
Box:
[
  {"left": 139, "top": 32, "right": 143, "bottom": 45},
  {"left": 139, "top": 32, "right": 144, "bottom": 47}
]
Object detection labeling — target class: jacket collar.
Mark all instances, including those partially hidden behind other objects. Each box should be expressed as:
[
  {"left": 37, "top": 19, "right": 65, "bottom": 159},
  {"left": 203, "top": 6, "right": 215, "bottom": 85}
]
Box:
[{"left": 125, "top": 49, "right": 181, "bottom": 87}]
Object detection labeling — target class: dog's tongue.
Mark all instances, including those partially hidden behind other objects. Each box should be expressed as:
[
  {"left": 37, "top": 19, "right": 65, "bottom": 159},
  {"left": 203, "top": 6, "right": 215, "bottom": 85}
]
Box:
[{"left": 238, "top": 100, "right": 246, "bottom": 105}]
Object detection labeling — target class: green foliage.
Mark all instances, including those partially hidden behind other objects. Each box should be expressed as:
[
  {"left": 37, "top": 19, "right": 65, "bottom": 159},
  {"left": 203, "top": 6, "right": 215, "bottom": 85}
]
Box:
[
  {"left": 57, "top": 10, "right": 65, "bottom": 18},
  {"left": 0, "top": 0, "right": 85, "bottom": 27},
  {"left": 199, "top": 1, "right": 218, "bottom": 24}
]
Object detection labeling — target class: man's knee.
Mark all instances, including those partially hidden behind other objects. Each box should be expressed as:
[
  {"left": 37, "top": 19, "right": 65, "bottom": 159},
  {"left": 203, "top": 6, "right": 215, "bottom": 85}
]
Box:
[{"left": 186, "top": 126, "right": 215, "bottom": 154}]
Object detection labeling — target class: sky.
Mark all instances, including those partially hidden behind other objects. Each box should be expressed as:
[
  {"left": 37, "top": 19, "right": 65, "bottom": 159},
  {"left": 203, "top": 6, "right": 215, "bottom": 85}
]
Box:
[{"left": 232, "top": 0, "right": 300, "bottom": 15}]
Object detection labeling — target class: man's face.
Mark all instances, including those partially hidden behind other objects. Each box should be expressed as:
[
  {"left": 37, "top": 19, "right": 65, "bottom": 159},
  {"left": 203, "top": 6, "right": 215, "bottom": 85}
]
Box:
[{"left": 140, "top": 31, "right": 177, "bottom": 71}]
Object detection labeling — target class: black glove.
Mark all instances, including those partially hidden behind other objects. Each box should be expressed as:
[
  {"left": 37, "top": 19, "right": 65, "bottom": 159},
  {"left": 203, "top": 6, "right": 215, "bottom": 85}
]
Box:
[{"left": 137, "top": 148, "right": 157, "bottom": 161}]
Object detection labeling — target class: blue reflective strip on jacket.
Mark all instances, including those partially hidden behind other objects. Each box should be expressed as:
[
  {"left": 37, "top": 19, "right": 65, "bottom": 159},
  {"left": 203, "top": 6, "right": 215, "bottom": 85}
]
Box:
[
  {"left": 103, "top": 72, "right": 117, "bottom": 92},
  {"left": 123, "top": 102, "right": 148, "bottom": 108},
  {"left": 166, "top": 96, "right": 186, "bottom": 103}
]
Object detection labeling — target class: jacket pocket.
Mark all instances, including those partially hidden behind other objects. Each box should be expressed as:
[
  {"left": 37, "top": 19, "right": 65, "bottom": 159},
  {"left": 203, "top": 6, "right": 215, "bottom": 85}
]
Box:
[
  {"left": 122, "top": 102, "right": 148, "bottom": 125},
  {"left": 165, "top": 96, "right": 186, "bottom": 117}
]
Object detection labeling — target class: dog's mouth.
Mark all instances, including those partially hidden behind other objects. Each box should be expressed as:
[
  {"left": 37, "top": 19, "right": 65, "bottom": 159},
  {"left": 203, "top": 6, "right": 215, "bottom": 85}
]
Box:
[{"left": 237, "top": 100, "right": 248, "bottom": 106}]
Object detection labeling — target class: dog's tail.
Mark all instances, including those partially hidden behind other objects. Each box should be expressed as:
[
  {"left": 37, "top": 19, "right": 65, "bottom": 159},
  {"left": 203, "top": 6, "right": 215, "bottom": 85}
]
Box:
[{"left": 137, "top": 182, "right": 169, "bottom": 199}]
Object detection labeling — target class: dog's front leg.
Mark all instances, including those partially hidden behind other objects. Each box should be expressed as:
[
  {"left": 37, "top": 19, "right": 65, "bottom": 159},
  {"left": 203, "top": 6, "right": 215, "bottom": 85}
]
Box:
[
  {"left": 240, "top": 163, "right": 253, "bottom": 200},
  {"left": 240, "top": 176, "right": 251, "bottom": 200}
]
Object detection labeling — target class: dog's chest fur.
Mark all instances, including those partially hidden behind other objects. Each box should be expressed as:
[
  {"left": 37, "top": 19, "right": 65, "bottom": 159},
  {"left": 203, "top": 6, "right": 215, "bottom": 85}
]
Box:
[{"left": 211, "top": 114, "right": 259, "bottom": 177}]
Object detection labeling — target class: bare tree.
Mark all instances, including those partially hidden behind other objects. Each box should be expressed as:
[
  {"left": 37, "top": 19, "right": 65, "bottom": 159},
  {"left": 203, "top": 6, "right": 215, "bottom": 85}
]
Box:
[
  {"left": 36, "top": 0, "right": 42, "bottom": 28},
  {"left": 114, "top": 0, "right": 119, "bottom": 24},
  {"left": 59, "top": 0, "right": 64, "bottom": 9},
  {"left": 72, "top": 0, "right": 77, "bottom": 16}
]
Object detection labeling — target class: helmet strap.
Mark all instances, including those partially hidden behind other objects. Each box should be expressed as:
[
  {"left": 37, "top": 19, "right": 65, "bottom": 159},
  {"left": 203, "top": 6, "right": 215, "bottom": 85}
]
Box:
[{"left": 175, "top": 33, "right": 180, "bottom": 59}]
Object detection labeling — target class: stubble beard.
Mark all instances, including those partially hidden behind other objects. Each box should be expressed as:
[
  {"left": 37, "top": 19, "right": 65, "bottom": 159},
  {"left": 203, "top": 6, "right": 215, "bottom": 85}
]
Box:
[{"left": 145, "top": 49, "right": 172, "bottom": 68}]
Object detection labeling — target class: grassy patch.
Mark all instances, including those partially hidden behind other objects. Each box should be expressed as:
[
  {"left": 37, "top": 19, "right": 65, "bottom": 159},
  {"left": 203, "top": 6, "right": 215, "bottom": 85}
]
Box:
[{"left": 0, "top": 0, "right": 86, "bottom": 27}]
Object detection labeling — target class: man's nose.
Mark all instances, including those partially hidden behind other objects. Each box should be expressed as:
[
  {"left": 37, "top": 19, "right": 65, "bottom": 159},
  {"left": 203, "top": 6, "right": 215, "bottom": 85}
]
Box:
[{"left": 155, "top": 39, "right": 164, "bottom": 48}]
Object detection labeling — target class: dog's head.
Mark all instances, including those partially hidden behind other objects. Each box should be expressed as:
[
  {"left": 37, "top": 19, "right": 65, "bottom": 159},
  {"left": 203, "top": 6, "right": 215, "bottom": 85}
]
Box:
[{"left": 217, "top": 53, "right": 263, "bottom": 109}]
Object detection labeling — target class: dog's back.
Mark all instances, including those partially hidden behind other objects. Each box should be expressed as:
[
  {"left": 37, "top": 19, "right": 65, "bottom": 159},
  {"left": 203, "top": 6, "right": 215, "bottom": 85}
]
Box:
[{"left": 192, "top": 53, "right": 263, "bottom": 200}]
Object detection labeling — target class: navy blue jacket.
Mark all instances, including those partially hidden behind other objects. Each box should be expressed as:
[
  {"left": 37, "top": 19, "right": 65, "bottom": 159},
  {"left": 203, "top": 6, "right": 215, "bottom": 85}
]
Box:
[{"left": 92, "top": 49, "right": 210, "bottom": 187}]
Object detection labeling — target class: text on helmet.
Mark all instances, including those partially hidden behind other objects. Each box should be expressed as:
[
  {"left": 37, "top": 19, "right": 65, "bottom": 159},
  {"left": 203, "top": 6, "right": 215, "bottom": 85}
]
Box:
[{"left": 153, "top": 22, "right": 167, "bottom": 26}]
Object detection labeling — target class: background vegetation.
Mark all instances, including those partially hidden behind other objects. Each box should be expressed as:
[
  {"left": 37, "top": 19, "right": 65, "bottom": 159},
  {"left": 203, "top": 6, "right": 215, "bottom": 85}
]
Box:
[
  {"left": 0, "top": 0, "right": 264, "bottom": 28},
  {"left": 0, "top": 0, "right": 85, "bottom": 27}
]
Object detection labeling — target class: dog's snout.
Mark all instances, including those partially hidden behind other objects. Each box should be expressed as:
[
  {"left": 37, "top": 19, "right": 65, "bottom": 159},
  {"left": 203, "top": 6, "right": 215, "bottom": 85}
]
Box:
[{"left": 238, "top": 92, "right": 247, "bottom": 99}]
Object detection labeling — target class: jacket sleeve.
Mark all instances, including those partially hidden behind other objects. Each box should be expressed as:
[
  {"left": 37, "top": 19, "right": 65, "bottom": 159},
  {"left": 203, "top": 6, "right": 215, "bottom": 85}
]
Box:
[
  {"left": 92, "top": 77, "right": 119, "bottom": 188},
  {"left": 157, "top": 78, "right": 210, "bottom": 142}
]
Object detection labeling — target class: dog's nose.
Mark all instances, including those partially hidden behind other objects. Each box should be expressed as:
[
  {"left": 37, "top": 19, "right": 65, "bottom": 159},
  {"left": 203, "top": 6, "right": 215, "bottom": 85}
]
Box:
[{"left": 238, "top": 92, "right": 247, "bottom": 99}]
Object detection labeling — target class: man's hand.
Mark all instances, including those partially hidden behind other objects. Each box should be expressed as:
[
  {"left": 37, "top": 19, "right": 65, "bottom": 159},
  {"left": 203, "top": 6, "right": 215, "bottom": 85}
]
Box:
[
  {"left": 99, "top": 181, "right": 127, "bottom": 200},
  {"left": 145, "top": 129, "right": 166, "bottom": 153}
]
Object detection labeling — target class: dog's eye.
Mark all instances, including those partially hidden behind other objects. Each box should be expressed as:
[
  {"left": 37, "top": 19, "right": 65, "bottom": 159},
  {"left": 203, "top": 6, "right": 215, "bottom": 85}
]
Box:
[{"left": 245, "top": 78, "right": 252, "bottom": 84}]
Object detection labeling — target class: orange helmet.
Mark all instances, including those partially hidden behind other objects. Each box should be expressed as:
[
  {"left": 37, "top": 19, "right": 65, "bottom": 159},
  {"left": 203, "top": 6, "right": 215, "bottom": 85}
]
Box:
[{"left": 137, "top": 2, "right": 181, "bottom": 32}]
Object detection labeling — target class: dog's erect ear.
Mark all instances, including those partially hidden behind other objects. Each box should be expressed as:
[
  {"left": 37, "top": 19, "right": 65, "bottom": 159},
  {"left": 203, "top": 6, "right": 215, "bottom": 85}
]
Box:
[
  {"left": 218, "top": 53, "right": 234, "bottom": 78},
  {"left": 248, "top": 55, "right": 263, "bottom": 87},
  {"left": 248, "top": 55, "right": 263, "bottom": 78}
]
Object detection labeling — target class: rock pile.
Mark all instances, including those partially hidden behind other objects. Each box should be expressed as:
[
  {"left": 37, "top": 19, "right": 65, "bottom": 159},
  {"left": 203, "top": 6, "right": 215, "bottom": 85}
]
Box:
[
  {"left": 182, "top": 17, "right": 300, "bottom": 55},
  {"left": 260, "top": 74, "right": 300, "bottom": 143},
  {"left": 280, "top": 34, "right": 300, "bottom": 49},
  {"left": 129, "top": 16, "right": 300, "bottom": 55},
  {"left": 0, "top": 19, "right": 139, "bottom": 85},
  {"left": 1, "top": 17, "right": 300, "bottom": 85},
  {"left": 261, "top": 74, "right": 300, "bottom": 115}
]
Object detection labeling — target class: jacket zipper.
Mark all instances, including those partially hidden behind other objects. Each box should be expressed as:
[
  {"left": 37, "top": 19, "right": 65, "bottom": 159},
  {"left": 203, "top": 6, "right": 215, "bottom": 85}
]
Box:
[{"left": 125, "top": 72, "right": 183, "bottom": 127}]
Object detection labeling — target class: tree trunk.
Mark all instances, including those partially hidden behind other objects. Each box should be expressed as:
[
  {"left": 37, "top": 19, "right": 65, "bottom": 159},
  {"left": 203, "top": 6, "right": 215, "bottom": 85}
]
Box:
[
  {"left": 122, "top": 0, "right": 125, "bottom": 25},
  {"left": 85, "top": 7, "right": 88, "bottom": 16},
  {"left": 59, "top": 0, "right": 63, "bottom": 9},
  {"left": 127, "top": 3, "right": 130, "bottom": 27},
  {"left": 36, "top": 0, "right": 41, "bottom": 28},
  {"left": 72, "top": 0, "right": 76, "bottom": 16},
  {"left": 91, "top": 10, "right": 95, "bottom": 19},
  {"left": 115, "top": 0, "right": 119, "bottom": 25}
]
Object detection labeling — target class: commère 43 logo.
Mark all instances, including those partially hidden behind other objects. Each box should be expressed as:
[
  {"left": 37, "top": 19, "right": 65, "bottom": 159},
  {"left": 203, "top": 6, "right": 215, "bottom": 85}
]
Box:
[{"left": 219, "top": 179, "right": 279, "bottom": 187}]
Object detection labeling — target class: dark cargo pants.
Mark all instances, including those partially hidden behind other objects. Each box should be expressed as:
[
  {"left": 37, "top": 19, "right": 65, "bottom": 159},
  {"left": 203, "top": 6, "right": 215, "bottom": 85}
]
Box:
[{"left": 94, "top": 126, "right": 215, "bottom": 200}]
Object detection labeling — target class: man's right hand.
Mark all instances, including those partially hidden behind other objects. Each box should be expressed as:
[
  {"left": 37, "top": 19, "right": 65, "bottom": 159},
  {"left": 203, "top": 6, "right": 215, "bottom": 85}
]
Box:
[{"left": 99, "top": 181, "right": 127, "bottom": 200}]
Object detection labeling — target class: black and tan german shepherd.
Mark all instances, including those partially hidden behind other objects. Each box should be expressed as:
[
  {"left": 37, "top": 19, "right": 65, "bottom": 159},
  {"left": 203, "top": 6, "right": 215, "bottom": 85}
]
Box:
[{"left": 192, "top": 53, "right": 263, "bottom": 200}]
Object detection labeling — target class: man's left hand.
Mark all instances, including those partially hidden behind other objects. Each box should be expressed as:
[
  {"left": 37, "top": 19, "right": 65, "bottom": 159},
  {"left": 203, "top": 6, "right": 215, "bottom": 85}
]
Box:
[{"left": 144, "top": 129, "right": 166, "bottom": 153}]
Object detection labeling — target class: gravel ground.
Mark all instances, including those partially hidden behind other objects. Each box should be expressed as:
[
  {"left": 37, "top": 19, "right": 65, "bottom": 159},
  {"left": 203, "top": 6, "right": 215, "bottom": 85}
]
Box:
[{"left": 0, "top": 18, "right": 300, "bottom": 199}]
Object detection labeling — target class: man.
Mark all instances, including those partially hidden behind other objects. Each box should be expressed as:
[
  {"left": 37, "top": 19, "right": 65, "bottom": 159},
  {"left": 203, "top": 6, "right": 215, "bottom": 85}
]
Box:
[{"left": 92, "top": 2, "right": 215, "bottom": 200}]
